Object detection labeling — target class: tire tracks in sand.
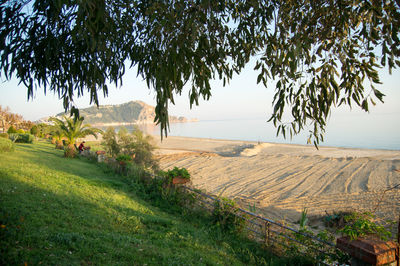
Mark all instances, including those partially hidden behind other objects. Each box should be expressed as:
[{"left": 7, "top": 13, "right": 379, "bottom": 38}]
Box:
[{"left": 158, "top": 145, "right": 400, "bottom": 225}]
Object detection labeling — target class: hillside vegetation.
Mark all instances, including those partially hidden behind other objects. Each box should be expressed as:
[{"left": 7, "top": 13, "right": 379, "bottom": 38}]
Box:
[
  {"left": 0, "top": 141, "right": 300, "bottom": 265},
  {"left": 55, "top": 101, "right": 189, "bottom": 125}
]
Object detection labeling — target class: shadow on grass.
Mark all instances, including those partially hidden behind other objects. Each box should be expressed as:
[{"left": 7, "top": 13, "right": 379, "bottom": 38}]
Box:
[
  {"left": 2, "top": 142, "right": 309, "bottom": 265},
  {"left": 1, "top": 171, "right": 243, "bottom": 265},
  {"left": 14, "top": 142, "right": 123, "bottom": 185}
]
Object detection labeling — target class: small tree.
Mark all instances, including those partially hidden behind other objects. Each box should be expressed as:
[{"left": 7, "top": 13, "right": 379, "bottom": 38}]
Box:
[
  {"left": 7, "top": 126, "right": 17, "bottom": 134},
  {"left": 49, "top": 126, "right": 64, "bottom": 149},
  {"left": 30, "top": 125, "right": 38, "bottom": 136},
  {"left": 101, "top": 126, "right": 158, "bottom": 170},
  {"left": 131, "top": 128, "right": 158, "bottom": 171},
  {"left": 101, "top": 127, "right": 120, "bottom": 157},
  {"left": 49, "top": 116, "right": 102, "bottom": 157},
  {"left": 117, "top": 127, "right": 135, "bottom": 156},
  {"left": 36, "top": 123, "right": 52, "bottom": 138}
]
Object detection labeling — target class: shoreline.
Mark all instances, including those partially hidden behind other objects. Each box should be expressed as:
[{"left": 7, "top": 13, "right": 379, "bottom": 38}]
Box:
[
  {"left": 152, "top": 133, "right": 400, "bottom": 152},
  {"left": 155, "top": 135, "right": 400, "bottom": 231},
  {"left": 82, "top": 133, "right": 400, "bottom": 232},
  {"left": 154, "top": 135, "right": 400, "bottom": 160}
]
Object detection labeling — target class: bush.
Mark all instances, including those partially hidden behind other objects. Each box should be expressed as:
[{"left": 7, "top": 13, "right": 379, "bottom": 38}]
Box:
[
  {"left": 339, "top": 212, "right": 392, "bottom": 240},
  {"left": 0, "top": 133, "right": 8, "bottom": 139},
  {"left": 30, "top": 125, "right": 38, "bottom": 136},
  {"left": 9, "top": 133, "right": 34, "bottom": 143},
  {"left": 7, "top": 126, "right": 17, "bottom": 134},
  {"left": 20, "top": 133, "right": 33, "bottom": 143},
  {"left": 116, "top": 154, "right": 132, "bottom": 163},
  {"left": 16, "top": 129, "right": 25, "bottom": 134},
  {"left": 212, "top": 197, "right": 246, "bottom": 234},
  {"left": 0, "top": 137, "right": 14, "bottom": 152},
  {"left": 160, "top": 167, "right": 191, "bottom": 185},
  {"left": 101, "top": 127, "right": 120, "bottom": 157},
  {"left": 36, "top": 123, "right": 52, "bottom": 138},
  {"left": 101, "top": 126, "right": 159, "bottom": 171},
  {"left": 166, "top": 167, "right": 190, "bottom": 179},
  {"left": 130, "top": 129, "right": 159, "bottom": 170}
]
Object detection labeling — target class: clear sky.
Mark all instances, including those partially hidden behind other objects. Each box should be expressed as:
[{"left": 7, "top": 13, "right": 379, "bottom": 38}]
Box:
[
  {"left": 0, "top": 60, "right": 399, "bottom": 147},
  {"left": 0, "top": 59, "right": 278, "bottom": 121}
]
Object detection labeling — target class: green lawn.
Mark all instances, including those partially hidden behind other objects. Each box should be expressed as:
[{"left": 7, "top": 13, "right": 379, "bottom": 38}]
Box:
[{"left": 0, "top": 140, "right": 299, "bottom": 265}]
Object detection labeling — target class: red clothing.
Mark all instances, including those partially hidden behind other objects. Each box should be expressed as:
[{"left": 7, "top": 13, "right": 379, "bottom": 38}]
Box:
[{"left": 78, "top": 143, "right": 85, "bottom": 152}]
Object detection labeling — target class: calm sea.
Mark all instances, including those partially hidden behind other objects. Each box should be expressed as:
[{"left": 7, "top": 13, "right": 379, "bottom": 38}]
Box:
[{"left": 129, "top": 114, "right": 400, "bottom": 150}]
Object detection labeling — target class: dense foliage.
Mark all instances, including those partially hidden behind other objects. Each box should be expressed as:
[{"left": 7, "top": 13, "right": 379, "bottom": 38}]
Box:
[
  {"left": 0, "top": 137, "right": 14, "bottom": 152},
  {"left": 57, "top": 101, "right": 144, "bottom": 125},
  {"left": 0, "top": 106, "right": 34, "bottom": 133},
  {"left": 101, "top": 126, "right": 158, "bottom": 170},
  {"left": 115, "top": 153, "right": 132, "bottom": 164},
  {"left": 339, "top": 212, "right": 392, "bottom": 240},
  {"left": 29, "top": 125, "right": 38, "bottom": 136},
  {"left": 8, "top": 133, "right": 34, "bottom": 144},
  {"left": 49, "top": 116, "right": 102, "bottom": 157},
  {"left": 6, "top": 126, "right": 16, "bottom": 134},
  {"left": 101, "top": 127, "right": 120, "bottom": 157},
  {"left": 1, "top": 1, "right": 399, "bottom": 144},
  {"left": 162, "top": 167, "right": 191, "bottom": 181},
  {"left": 49, "top": 125, "right": 65, "bottom": 150},
  {"left": 34, "top": 123, "right": 53, "bottom": 138}
]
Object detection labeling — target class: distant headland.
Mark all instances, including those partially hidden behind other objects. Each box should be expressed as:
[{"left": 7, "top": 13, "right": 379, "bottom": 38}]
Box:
[{"left": 36, "top": 100, "right": 198, "bottom": 126}]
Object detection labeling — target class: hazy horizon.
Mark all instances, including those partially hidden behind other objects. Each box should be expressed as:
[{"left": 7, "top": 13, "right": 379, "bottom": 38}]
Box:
[{"left": 1, "top": 60, "right": 399, "bottom": 149}]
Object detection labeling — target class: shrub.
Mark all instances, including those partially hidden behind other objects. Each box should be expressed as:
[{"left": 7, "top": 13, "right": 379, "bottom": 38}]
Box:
[
  {"left": 101, "top": 127, "right": 120, "bottom": 157},
  {"left": 130, "top": 129, "right": 159, "bottom": 170},
  {"left": 20, "top": 133, "right": 34, "bottom": 143},
  {"left": 101, "top": 126, "right": 159, "bottom": 171},
  {"left": 167, "top": 167, "right": 190, "bottom": 179},
  {"left": 116, "top": 154, "right": 132, "bottom": 164},
  {"left": 9, "top": 133, "right": 34, "bottom": 143},
  {"left": 0, "top": 133, "right": 8, "bottom": 139},
  {"left": 339, "top": 212, "right": 392, "bottom": 240},
  {"left": 118, "top": 127, "right": 135, "bottom": 155},
  {"left": 127, "top": 163, "right": 153, "bottom": 184},
  {"left": 30, "top": 125, "right": 38, "bottom": 136},
  {"left": 0, "top": 137, "right": 14, "bottom": 152},
  {"left": 36, "top": 123, "right": 52, "bottom": 138},
  {"left": 212, "top": 197, "right": 246, "bottom": 234},
  {"left": 160, "top": 167, "right": 191, "bottom": 185},
  {"left": 7, "top": 126, "right": 17, "bottom": 134},
  {"left": 16, "top": 129, "right": 25, "bottom": 134}
]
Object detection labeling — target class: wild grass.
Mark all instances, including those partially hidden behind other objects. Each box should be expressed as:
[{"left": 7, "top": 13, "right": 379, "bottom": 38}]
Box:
[
  {"left": 0, "top": 137, "right": 14, "bottom": 152},
  {"left": 0, "top": 140, "right": 303, "bottom": 265}
]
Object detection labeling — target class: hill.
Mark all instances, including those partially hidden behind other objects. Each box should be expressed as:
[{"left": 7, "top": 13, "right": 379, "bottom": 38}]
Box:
[{"left": 54, "top": 101, "right": 196, "bottom": 126}]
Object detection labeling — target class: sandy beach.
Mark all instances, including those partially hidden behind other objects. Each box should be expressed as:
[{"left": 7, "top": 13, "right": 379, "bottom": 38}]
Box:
[{"left": 155, "top": 136, "right": 400, "bottom": 230}]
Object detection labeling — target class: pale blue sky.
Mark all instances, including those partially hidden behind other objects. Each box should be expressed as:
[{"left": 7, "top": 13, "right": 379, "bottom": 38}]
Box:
[
  {"left": 0, "top": 61, "right": 399, "bottom": 147},
  {"left": 0, "top": 60, "right": 278, "bottom": 121}
]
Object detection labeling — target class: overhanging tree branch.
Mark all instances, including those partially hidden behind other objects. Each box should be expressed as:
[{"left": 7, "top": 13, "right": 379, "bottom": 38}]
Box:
[{"left": 1, "top": 0, "right": 399, "bottom": 144}]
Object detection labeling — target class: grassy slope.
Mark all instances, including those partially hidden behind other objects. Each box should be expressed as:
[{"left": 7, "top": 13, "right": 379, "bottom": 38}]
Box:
[{"left": 0, "top": 141, "right": 290, "bottom": 265}]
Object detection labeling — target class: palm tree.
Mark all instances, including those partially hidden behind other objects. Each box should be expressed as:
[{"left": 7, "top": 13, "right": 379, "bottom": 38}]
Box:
[
  {"left": 49, "top": 126, "right": 64, "bottom": 149},
  {"left": 49, "top": 116, "right": 102, "bottom": 157}
]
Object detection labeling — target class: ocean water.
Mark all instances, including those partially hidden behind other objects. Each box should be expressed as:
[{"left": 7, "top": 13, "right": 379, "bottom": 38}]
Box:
[{"left": 131, "top": 115, "right": 400, "bottom": 150}]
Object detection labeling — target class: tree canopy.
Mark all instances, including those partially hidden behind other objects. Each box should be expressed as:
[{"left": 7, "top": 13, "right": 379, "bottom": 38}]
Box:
[
  {"left": 0, "top": 105, "right": 33, "bottom": 132},
  {"left": 1, "top": 0, "right": 399, "bottom": 145},
  {"left": 49, "top": 115, "right": 102, "bottom": 145}
]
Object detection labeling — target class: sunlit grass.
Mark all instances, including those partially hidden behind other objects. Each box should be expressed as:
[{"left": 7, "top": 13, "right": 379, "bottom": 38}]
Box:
[{"left": 0, "top": 140, "right": 297, "bottom": 265}]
